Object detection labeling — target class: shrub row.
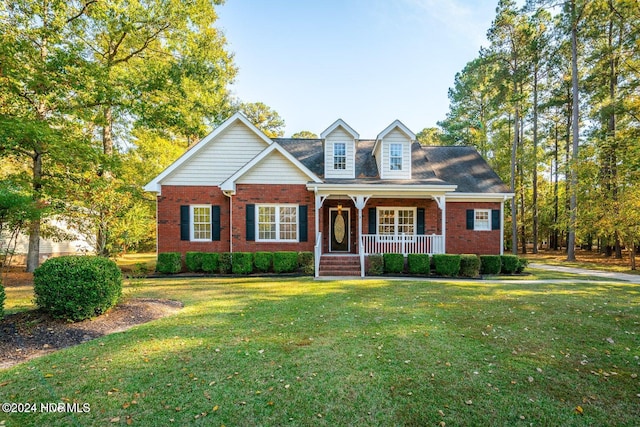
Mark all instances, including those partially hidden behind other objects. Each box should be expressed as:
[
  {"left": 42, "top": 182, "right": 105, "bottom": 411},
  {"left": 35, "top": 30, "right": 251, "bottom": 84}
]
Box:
[
  {"left": 157, "top": 251, "right": 314, "bottom": 275},
  {"left": 367, "top": 253, "right": 527, "bottom": 277}
]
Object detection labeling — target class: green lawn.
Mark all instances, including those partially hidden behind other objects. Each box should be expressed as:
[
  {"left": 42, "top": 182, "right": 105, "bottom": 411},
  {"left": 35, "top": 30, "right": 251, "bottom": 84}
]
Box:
[{"left": 2, "top": 277, "right": 639, "bottom": 426}]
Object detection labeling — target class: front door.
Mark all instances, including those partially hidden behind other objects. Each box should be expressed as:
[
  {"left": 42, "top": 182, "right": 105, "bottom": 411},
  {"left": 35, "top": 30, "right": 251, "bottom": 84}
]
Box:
[{"left": 330, "top": 208, "right": 350, "bottom": 252}]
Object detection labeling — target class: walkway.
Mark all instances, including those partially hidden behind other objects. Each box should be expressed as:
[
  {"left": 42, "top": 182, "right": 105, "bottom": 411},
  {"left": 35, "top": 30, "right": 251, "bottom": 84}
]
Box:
[{"left": 529, "top": 262, "right": 640, "bottom": 284}]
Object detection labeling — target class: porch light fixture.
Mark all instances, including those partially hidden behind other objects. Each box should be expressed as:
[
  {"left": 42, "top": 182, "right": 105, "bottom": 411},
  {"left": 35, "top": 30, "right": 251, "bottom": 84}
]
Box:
[{"left": 337, "top": 204, "right": 343, "bottom": 215}]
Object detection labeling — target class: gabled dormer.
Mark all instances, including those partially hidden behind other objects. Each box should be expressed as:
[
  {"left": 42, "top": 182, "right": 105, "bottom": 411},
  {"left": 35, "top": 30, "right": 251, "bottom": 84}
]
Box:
[
  {"left": 373, "top": 120, "right": 415, "bottom": 180},
  {"left": 321, "top": 119, "right": 359, "bottom": 179}
]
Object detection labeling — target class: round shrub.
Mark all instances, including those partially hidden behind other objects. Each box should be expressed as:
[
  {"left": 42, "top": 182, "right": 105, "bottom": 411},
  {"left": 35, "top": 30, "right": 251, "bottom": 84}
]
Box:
[
  {"left": 367, "top": 254, "right": 384, "bottom": 276},
  {"left": 0, "top": 276, "right": 5, "bottom": 320},
  {"left": 254, "top": 252, "right": 274, "bottom": 273},
  {"left": 297, "top": 252, "right": 315, "bottom": 275},
  {"left": 383, "top": 253, "right": 404, "bottom": 274},
  {"left": 218, "top": 253, "right": 232, "bottom": 274},
  {"left": 157, "top": 252, "right": 182, "bottom": 274},
  {"left": 480, "top": 255, "right": 501, "bottom": 275},
  {"left": 500, "top": 255, "right": 520, "bottom": 274},
  {"left": 460, "top": 254, "right": 481, "bottom": 277},
  {"left": 273, "top": 252, "right": 298, "bottom": 273},
  {"left": 407, "top": 254, "right": 430, "bottom": 275},
  {"left": 201, "top": 253, "right": 220, "bottom": 273},
  {"left": 433, "top": 254, "right": 461, "bottom": 276},
  {"left": 185, "top": 252, "right": 204, "bottom": 272},
  {"left": 232, "top": 252, "right": 254, "bottom": 275},
  {"left": 34, "top": 256, "right": 122, "bottom": 321}
]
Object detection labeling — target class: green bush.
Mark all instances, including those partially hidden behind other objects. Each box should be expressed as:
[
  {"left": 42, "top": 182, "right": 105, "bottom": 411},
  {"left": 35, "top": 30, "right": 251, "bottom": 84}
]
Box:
[
  {"left": 0, "top": 276, "right": 5, "bottom": 320},
  {"left": 253, "top": 252, "right": 273, "bottom": 273},
  {"left": 407, "top": 254, "right": 430, "bottom": 275},
  {"left": 297, "top": 252, "right": 314, "bottom": 275},
  {"left": 185, "top": 252, "right": 204, "bottom": 272},
  {"left": 273, "top": 252, "right": 298, "bottom": 273},
  {"left": 367, "top": 254, "right": 384, "bottom": 276},
  {"left": 156, "top": 252, "right": 182, "bottom": 274},
  {"left": 219, "top": 253, "right": 232, "bottom": 274},
  {"left": 516, "top": 257, "right": 528, "bottom": 273},
  {"left": 232, "top": 252, "right": 254, "bottom": 275},
  {"left": 33, "top": 256, "right": 122, "bottom": 321},
  {"left": 460, "top": 254, "right": 481, "bottom": 277},
  {"left": 433, "top": 254, "right": 461, "bottom": 276},
  {"left": 201, "top": 253, "right": 219, "bottom": 273},
  {"left": 501, "top": 255, "right": 520, "bottom": 274},
  {"left": 480, "top": 255, "right": 501, "bottom": 275},
  {"left": 383, "top": 253, "right": 404, "bottom": 274}
]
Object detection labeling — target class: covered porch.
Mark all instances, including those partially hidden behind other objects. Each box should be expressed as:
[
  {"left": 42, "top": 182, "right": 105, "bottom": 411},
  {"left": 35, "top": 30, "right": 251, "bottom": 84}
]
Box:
[{"left": 308, "top": 183, "right": 456, "bottom": 277}]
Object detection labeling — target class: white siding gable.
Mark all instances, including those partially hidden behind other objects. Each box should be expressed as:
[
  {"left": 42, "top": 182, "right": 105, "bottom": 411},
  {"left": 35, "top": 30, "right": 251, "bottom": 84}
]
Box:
[
  {"left": 163, "top": 121, "right": 268, "bottom": 186},
  {"left": 237, "top": 150, "right": 311, "bottom": 184},
  {"left": 324, "top": 126, "right": 355, "bottom": 179},
  {"left": 377, "top": 128, "right": 412, "bottom": 180}
]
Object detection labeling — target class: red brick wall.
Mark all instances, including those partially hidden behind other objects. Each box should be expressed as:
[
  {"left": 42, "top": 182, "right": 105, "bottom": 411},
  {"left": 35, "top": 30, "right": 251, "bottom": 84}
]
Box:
[
  {"left": 446, "top": 202, "right": 502, "bottom": 255},
  {"left": 156, "top": 186, "right": 231, "bottom": 255},
  {"left": 157, "top": 184, "right": 315, "bottom": 255},
  {"left": 232, "top": 184, "right": 315, "bottom": 253}
]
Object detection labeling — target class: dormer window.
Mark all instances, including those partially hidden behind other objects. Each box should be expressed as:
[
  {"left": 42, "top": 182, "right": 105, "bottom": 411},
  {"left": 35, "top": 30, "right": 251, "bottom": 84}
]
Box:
[
  {"left": 334, "top": 142, "right": 346, "bottom": 170},
  {"left": 390, "top": 144, "right": 403, "bottom": 171}
]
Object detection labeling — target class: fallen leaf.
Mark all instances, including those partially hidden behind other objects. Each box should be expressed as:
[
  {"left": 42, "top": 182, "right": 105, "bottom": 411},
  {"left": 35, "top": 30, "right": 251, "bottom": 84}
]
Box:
[
  {"left": 212, "top": 405, "right": 219, "bottom": 412},
  {"left": 575, "top": 405, "right": 584, "bottom": 415},
  {"left": 110, "top": 417, "right": 120, "bottom": 423},
  {"left": 465, "top": 400, "right": 473, "bottom": 405}
]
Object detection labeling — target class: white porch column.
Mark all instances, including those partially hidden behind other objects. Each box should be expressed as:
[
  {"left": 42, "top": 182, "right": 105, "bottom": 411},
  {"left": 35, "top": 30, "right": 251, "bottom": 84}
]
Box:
[
  {"left": 349, "top": 195, "right": 371, "bottom": 277},
  {"left": 434, "top": 195, "right": 446, "bottom": 254},
  {"left": 314, "top": 192, "right": 327, "bottom": 278}
]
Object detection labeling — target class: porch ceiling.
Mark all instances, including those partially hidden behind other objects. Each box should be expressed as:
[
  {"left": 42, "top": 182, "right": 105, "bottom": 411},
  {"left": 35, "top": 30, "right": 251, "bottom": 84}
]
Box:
[{"left": 306, "top": 182, "right": 457, "bottom": 198}]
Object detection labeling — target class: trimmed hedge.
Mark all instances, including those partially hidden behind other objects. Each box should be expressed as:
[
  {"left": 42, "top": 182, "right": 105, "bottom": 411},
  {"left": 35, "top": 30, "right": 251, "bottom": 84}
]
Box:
[
  {"left": 480, "top": 255, "right": 501, "bottom": 275},
  {"left": 185, "top": 252, "right": 203, "bottom": 272},
  {"left": 33, "top": 256, "right": 122, "bottom": 321},
  {"left": 433, "top": 254, "right": 461, "bottom": 276},
  {"left": 297, "top": 252, "right": 314, "bottom": 275},
  {"left": 367, "top": 254, "right": 384, "bottom": 276},
  {"left": 219, "top": 253, "right": 232, "bottom": 274},
  {"left": 383, "top": 253, "right": 404, "bottom": 274},
  {"left": 157, "top": 252, "right": 182, "bottom": 274},
  {"left": 500, "top": 255, "right": 520, "bottom": 274},
  {"left": 274, "top": 251, "right": 298, "bottom": 273},
  {"left": 460, "top": 254, "right": 481, "bottom": 277},
  {"left": 407, "top": 253, "right": 430, "bottom": 275},
  {"left": 232, "top": 252, "right": 254, "bottom": 275},
  {"left": 254, "top": 252, "right": 273, "bottom": 273},
  {"left": 201, "top": 253, "right": 219, "bottom": 273},
  {"left": 0, "top": 276, "right": 5, "bottom": 320}
]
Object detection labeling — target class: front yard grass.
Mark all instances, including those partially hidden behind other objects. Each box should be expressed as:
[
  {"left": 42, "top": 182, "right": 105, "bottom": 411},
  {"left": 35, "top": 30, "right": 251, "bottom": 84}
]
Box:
[{"left": 1, "top": 277, "right": 639, "bottom": 426}]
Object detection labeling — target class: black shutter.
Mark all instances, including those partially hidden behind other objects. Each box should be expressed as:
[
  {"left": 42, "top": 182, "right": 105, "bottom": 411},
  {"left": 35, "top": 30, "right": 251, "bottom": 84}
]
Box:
[
  {"left": 246, "top": 204, "right": 255, "bottom": 241},
  {"left": 211, "top": 205, "right": 221, "bottom": 241},
  {"left": 180, "top": 205, "right": 190, "bottom": 240},
  {"left": 299, "top": 205, "right": 308, "bottom": 242},
  {"left": 491, "top": 209, "right": 500, "bottom": 230},
  {"left": 368, "top": 208, "right": 376, "bottom": 234},
  {"left": 466, "top": 209, "right": 474, "bottom": 230},
  {"left": 417, "top": 208, "right": 425, "bottom": 235}
]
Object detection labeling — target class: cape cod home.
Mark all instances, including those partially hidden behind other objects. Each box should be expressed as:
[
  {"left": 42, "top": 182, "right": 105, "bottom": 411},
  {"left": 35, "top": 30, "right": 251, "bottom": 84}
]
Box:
[{"left": 144, "top": 113, "right": 513, "bottom": 277}]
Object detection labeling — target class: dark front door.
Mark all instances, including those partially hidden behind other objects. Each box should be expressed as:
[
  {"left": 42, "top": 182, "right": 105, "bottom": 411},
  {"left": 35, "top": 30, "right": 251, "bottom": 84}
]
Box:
[{"left": 330, "top": 209, "right": 349, "bottom": 252}]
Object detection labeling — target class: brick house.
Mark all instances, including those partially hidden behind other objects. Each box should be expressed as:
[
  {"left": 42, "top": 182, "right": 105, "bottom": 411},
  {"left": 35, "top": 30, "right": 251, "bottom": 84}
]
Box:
[{"left": 144, "top": 113, "right": 513, "bottom": 276}]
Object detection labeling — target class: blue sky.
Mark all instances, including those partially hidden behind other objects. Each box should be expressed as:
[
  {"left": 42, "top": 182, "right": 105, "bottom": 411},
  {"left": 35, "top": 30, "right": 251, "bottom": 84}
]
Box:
[{"left": 217, "top": 0, "right": 501, "bottom": 138}]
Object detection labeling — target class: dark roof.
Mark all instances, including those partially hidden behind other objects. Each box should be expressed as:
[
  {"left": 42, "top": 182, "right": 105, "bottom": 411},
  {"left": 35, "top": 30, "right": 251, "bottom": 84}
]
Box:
[{"left": 274, "top": 138, "right": 510, "bottom": 194}]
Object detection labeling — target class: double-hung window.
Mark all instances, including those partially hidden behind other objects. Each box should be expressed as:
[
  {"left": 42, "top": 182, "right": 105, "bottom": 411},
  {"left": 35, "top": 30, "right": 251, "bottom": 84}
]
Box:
[
  {"left": 474, "top": 209, "right": 491, "bottom": 231},
  {"left": 191, "top": 205, "right": 212, "bottom": 241},
  {"left": 390, "top": 143, "right": 403, "bottom": 171},
  {"left": 333, "top": 142, "right": 346, "bottom": 170},
  {"left": 377, "top": 208, "right": 415, "bottom": 238},
  {"left": 257, "top": 205, "right": 298, "bottom": 242}
]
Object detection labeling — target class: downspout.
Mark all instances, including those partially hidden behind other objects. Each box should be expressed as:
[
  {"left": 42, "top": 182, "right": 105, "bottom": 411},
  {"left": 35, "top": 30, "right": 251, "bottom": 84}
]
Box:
[{"left": 223, "top": 190, "right": 234, "bottom": 253}]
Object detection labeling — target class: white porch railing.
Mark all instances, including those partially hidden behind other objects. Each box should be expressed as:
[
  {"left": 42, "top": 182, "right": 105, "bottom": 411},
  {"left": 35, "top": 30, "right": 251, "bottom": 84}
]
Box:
[
  {"left": 314, "top": 232, "right": 322, "bottom": 277},
  {"left": 361, "top": 234, "right": 444, "bottom": 256}
]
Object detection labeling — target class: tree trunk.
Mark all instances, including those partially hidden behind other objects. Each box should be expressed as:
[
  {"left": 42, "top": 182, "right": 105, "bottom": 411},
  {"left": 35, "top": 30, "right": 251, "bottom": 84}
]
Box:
[
  {"left": 532, "top": 63, "right": 539, "bottom": 254},
  {"left": 567, "top": 0, "right": 580, "bottom": 262},
  {"left": 631, "top": 244, "right": 637, "bottom": 271},
  {"left": 553, "top": 121, "right": 559, "bottom": 250},
  {"left": 26, "top": 151, "right": 43, "bottom": 272},
  {"left": 511, "top": 94, "right": 519, "bottom": 255}
]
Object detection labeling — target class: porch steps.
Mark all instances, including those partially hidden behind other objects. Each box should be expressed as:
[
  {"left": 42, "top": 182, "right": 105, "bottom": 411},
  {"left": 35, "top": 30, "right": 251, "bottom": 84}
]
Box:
[{"left": 318, "top": 255, "right": 361, "bottom": 277}]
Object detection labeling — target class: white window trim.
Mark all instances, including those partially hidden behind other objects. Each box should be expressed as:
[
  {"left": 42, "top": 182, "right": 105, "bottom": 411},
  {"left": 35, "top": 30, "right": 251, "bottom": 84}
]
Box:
[
  {"left": 333, "top": 142, "right": 346, "bottom": 170},
  {"left": 474, "top": 209, "right": 491, "bottom": 231},
  {"left": 256, "top": 204, "right": 299, "bottom": 242},
  {"left": 376, "top": 207, "right": 416, "bottom": 239},
  {"left": 191, "top": 205, "right": 212, "bottom": 242},
  {"left": 389, "top": 143, "right": 403, "bottom": 171}
]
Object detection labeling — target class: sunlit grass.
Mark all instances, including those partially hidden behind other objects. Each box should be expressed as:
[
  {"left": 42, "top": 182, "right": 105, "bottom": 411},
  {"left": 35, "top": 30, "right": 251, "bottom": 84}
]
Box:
[{"left": 1, "top": 277, "right": 639, "bottom": 426}]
